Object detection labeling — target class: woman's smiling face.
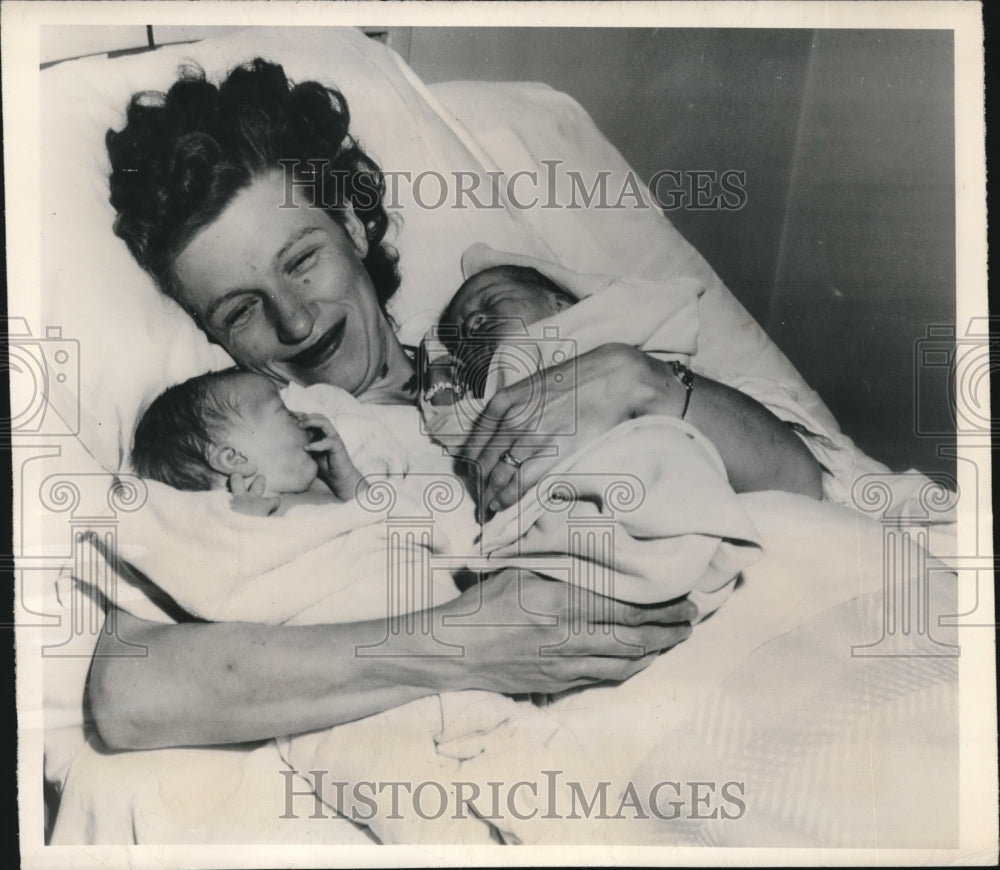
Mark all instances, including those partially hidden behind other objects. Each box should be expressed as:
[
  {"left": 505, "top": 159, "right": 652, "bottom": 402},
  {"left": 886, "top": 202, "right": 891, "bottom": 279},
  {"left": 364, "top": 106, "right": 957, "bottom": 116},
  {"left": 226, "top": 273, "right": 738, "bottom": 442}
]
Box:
[{"left": 172, "top": 171, "right": 393, "bottom": 395}]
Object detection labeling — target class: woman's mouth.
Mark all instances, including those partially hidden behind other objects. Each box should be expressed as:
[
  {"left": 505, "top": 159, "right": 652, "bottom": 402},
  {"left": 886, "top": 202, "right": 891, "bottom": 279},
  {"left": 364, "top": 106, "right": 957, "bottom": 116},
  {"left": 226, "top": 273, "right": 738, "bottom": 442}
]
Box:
[{"left": 287, "top": 319, "right": 346, "bottom": 373}]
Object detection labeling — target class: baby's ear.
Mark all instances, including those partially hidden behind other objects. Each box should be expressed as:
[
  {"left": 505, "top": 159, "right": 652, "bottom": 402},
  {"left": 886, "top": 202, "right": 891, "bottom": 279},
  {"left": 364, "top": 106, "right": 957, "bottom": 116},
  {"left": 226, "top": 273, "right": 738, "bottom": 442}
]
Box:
[{"left": 208, "top": 443, "right": 253, "bottom": 476}]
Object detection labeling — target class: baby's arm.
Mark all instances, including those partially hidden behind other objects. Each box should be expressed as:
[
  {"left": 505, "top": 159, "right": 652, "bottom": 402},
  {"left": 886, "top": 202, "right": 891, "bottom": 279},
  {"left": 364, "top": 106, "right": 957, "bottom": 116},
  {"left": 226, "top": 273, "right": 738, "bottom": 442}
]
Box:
[{"left": 299, "top": 413, "right": 368, "bottom": 501}]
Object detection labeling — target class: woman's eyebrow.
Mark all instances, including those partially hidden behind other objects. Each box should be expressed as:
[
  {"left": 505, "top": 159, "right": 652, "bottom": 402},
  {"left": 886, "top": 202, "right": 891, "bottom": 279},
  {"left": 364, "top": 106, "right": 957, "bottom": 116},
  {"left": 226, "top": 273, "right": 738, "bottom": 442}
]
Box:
[
  {"left": 273, "top": 227, "right": 324, "bottom": 268},
  {"left": 206, "top": 288, "right": 256, "bottom": 323},
  {"left": 204, "top": 227, "right": 325, "bottom": 322}
]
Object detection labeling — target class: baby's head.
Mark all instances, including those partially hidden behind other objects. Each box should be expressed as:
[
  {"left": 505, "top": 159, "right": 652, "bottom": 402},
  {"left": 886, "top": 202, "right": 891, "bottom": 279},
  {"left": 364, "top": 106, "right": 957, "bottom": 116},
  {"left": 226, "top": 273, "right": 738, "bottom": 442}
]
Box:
[
  {"left": 440, "top": 265, "right": 577, "bottom": 347},
  {"left": 132, "top": 370, "right": 318, "bottom": 495},
  {"left": 432, "top": 265, "right": 577, "bottom": 400}
]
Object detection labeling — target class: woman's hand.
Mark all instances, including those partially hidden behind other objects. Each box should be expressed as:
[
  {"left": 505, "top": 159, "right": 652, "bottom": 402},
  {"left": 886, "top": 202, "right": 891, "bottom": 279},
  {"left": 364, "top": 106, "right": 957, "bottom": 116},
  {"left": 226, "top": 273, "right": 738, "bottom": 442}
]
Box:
[
  {"left": 427, "top": 568, "right": 697, "bottom": 693},
  {"left": 299, "top": 413, "right": 367, "bottom": 501},
  {"left": 229, "top": 472, "right": 281, "bottom": 516},
  {"left": 456, "top": 343, "right": 679, "bottom": 520}
]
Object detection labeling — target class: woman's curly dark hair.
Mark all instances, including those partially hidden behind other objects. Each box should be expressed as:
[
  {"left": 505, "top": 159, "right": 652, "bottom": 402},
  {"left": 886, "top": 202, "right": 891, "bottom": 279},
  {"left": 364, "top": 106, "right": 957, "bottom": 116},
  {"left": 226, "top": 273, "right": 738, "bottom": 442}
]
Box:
[{"left": 106, "top": 58, "right": 400, "bottom": 310}]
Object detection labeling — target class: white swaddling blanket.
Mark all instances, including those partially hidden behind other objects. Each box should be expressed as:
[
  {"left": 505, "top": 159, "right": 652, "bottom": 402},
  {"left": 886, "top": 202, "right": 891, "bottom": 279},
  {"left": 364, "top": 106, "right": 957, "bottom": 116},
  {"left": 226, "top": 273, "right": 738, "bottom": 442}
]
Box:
[{"left": 114, "top": 394, "right": 468, "bottom": 627}]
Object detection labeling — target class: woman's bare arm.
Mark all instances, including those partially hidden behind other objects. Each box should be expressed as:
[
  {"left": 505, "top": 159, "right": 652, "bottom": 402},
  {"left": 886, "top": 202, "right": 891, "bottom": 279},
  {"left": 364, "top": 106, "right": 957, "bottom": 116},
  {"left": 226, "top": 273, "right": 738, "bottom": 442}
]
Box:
[
  {"left": 669, "top": 372, "right": 824, "bottom": 499},
  {"left": 89, "top": 568, "right": 696, "bottom": 750},
  {"left": 89, "top": 613, "right": 429, "bottom": 749},
  {"left": 459, "top": 343, "right": 824, "bottom": 515}
]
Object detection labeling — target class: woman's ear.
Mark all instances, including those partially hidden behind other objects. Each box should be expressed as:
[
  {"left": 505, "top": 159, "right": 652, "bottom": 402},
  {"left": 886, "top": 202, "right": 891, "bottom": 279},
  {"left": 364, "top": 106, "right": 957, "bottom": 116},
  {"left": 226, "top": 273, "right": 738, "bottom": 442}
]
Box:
[
  {"left": 208, "top": 443, "right": 254, "bottom": 477},
  {"left": 339, "top": 204, "right": 370, "bottom": 259}
]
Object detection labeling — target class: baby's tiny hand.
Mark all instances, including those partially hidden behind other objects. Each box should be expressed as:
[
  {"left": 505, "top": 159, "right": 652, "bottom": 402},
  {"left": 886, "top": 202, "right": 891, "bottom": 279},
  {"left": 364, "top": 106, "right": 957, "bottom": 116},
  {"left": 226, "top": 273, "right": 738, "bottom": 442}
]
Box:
[
  {"left": 299, "top": 414, "right": 366, "bottom": 501},
  {"left": 229, "top": 472, "right": 281, "bottom": 517}
]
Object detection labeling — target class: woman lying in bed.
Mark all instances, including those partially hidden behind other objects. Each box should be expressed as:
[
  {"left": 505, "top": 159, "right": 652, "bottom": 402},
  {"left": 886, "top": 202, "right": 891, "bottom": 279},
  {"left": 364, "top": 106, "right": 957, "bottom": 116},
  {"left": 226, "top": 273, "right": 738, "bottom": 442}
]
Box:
[{"left": 90, "top": 58, "right": 822, "bottom": 751}]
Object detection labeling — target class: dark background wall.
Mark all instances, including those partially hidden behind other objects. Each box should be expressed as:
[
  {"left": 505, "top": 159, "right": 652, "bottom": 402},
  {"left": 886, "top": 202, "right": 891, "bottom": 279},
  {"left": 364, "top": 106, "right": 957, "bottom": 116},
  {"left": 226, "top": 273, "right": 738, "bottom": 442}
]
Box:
[{"left": 406, "top": 28, "right": 956, "bottom": 475}]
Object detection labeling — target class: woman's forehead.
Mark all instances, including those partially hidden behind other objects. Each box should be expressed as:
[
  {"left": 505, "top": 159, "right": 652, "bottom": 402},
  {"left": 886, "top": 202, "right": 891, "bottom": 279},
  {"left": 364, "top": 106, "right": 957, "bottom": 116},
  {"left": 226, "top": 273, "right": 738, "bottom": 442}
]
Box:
[{"left": 171, "top": 173, "right": 334, "bottom": 306}]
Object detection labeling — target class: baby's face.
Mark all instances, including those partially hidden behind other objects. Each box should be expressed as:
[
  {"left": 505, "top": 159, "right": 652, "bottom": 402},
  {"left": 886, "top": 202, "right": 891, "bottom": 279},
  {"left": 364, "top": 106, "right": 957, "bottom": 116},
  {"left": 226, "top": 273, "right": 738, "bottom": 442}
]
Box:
[
  {"left": 446, "top": 269, "right": 569, "bottom": 341},
  {"left": 223, "top": 374, "right": 318, "bottom": 494},
  {"left": 432, "top": 268, "right": 573, "bottom": 402}
]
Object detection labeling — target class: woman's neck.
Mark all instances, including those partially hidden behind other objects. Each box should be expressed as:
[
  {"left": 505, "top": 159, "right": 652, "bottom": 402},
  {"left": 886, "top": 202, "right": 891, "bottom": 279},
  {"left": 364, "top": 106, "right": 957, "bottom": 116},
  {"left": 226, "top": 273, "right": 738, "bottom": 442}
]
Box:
[{"left": 360, "top": 334, "right": 417, "bottom": 406}]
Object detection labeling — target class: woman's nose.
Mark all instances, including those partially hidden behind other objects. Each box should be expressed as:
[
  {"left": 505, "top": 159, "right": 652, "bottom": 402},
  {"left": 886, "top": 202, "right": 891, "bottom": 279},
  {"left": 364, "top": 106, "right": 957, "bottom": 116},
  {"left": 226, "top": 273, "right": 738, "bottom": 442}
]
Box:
[{"left": 270, "top": 287, "right": 316, "bottom": 344}]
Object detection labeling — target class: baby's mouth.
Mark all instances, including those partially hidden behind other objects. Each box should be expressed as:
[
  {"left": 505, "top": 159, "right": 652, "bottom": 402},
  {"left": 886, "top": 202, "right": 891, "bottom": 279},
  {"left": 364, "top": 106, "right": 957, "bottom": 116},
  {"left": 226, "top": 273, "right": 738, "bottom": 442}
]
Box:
[{"left": 287, "top": 319, "right": 346, "bottom": 373}]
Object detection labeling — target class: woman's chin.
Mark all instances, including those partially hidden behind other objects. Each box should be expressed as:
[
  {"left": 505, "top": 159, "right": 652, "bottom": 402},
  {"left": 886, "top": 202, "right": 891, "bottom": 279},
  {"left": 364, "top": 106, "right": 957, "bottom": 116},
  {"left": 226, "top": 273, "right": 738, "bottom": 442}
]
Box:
[{"left": 291, "top": 359, "right": 364, "bottom": 394}]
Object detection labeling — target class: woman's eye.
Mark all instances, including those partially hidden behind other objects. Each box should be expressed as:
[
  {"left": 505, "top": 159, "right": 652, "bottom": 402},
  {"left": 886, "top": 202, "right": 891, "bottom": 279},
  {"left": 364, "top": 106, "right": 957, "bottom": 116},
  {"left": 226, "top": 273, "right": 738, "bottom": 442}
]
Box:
[
  {"left": 225, "top": 300, "right": 258, "bottom": 329},
  {"left": 287, "top": 248, "right": 318, "bottom": 274},
  {"left": 467, "top": 314, "right": 486, "bottom": 334}
]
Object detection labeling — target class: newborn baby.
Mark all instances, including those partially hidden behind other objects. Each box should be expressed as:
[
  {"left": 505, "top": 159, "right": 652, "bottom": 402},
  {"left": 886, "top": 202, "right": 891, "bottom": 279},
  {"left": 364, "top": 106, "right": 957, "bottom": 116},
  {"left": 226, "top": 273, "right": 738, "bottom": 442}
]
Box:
[
  {"left": 427, "top": 264, "right": 579, "bottom": 403},
  {"left": 424, "top": 263, "right": 831, "bottom": 505},
  {"left": 131, "top": 369, "right": 368, "bottom": 515}
]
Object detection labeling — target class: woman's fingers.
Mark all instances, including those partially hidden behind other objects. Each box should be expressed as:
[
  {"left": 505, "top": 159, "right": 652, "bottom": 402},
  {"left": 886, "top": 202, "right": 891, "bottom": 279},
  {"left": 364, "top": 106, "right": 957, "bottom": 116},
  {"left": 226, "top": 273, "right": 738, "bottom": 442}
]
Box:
[
  {"left": 460, "top": 394, "right": 549, "bottom": 513},
  {"left": 528, "top": 627, "right": 689, "bottom": 688},
  {"left": 459, "top": 384, "right": 525, "bottom": 466},
  {"left": 481, "top": 451, "right": 555, "bottom": 517},
  {"left": 479, "top": 443, "right": 565, "bottom": 519},
  {"left": 507, "top": 567, "right": 699, "bottom": 636},
  {"left": 474, "top": 457, "right": 516, "bottom": 520},
  {"left": 607, "top": 623, "right": 694, "bottom": 656},
  {"left": 609, "top": 596, "right": 701, "bottom": 627},
  {"left": 563, "top": 651, "right": 661, "bottom": 684},
  {"left": 480, "top": 456, "right": 529, "bottom": 519},
  {"left": 544, "top": 617, "right": 693, "bottom": 658}
]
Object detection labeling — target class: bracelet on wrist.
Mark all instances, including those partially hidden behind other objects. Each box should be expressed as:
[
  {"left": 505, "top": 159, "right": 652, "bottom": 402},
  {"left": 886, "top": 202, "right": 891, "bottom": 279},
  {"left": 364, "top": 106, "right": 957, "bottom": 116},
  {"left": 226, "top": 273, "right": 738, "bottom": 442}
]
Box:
[{"left": 668, "top": 360, "right": 695, "bottom": 420}]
